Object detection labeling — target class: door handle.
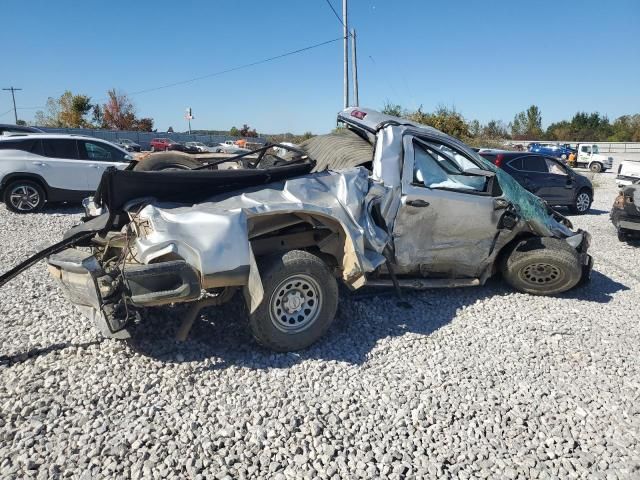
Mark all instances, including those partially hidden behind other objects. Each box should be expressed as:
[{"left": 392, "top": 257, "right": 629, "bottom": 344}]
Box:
[
  {"left": 88, "top": 164, "right": 103, "bottom": 168},
  {"left": 32, "top": 162, "right": 47, "bottom": 167},
  {"left": 406, "top": 199, "right": 430, "bottom": 207}
]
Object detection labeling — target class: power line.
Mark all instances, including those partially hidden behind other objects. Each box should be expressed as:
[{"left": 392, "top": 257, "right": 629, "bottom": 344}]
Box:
[
  {"left": 2, "top": 87, "right": 22, "bottom": 123},
  {"left": 323, "top": 0, "right": 345, "bottom": 27},
  {"left": 129, "top": 37, "right": 344, "bottom": 97}
]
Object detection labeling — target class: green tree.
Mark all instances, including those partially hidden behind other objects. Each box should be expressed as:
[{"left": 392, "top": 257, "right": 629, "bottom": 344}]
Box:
[
  {"left": 609, "top": 115, "right": 640, "bottom": 142},
  {"left": 511, "top": 105, "right": 542, "bottom": 139},
  {"left": 381, "top": 101, "right": 403, "bottom": 117},
  {"left": 482, "top": 120, "right": 510, "bottom": 139},
  {"left": 408, "top": 105, "right": 470, "bottom": 138},
  {"left": 34, "top": 90, "right": 93, "bottom": 127},
  {"left": 468, "top": 119, "right": 481, "bottom": 137},
  {"left": 229, "top": 126, "right": 240, "bottom": 137}
]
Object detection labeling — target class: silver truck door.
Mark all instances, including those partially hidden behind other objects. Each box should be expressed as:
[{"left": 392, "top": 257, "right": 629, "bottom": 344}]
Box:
[{"left": 392, "top": 135, "right": 504, "bottom": 278}]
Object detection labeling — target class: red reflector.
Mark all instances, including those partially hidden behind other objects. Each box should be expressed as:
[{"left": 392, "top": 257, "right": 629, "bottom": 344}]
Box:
[
  {"left": 495, "top": 154, "right": 504, "bottom": 167},
  {"left": 351, "top": 110, "right": 367, "bottom": 119}
]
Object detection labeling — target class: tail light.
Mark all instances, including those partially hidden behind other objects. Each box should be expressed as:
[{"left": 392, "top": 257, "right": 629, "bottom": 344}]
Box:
[{"left": 495, "top": 154, "right": 504, "bottom": 168}]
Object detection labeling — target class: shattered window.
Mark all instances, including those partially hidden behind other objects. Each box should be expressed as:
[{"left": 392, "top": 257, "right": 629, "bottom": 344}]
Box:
[{"left": 412, "top": 141, "right": 486, "bottom": 192}]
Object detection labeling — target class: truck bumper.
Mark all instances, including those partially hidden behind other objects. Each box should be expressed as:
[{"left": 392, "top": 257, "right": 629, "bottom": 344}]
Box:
[
  {"left": 47, "top": 249, "right": 202, "bottom": 339},
  {"left": 575, "top": 230, "right": 593, "bottom": 285}
]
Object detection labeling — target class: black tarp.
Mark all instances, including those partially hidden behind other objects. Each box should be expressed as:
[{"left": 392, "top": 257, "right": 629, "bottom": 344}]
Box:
[{"left": 94, "top": 160, "right": 315, "bottom": 213}]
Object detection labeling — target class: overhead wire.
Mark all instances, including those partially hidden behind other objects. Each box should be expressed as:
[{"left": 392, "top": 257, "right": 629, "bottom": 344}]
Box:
[
  {"left": 323, "top": 0, "right": 345, "bottom": 27},
  {"left": 128, "top": 36, "right": 344, "bottom": 97}
]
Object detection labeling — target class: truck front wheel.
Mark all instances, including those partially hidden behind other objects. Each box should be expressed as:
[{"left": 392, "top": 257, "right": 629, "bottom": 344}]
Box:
[
  {"left": 501, "top": 237, "right": 582, "bottom": 295},
  {"left": 589, "top": 162, "right": 603, "bottom": 173},
  {"left": 249, "top": 250, "right": 338, "bottom": 352}
]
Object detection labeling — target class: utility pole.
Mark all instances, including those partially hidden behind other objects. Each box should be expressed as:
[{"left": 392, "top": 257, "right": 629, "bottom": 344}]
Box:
[
  {"left": 185, "top": 107, "right": 193, "bottom": 135},
  {"left": 342, "top": 0, "right": 349, "bottom": 109},
  {"left": 3, "top": 87, "right": 22, "bottom": 124},
  {"left": 351, "top": 29, "right": 359, "bottom": 107}
]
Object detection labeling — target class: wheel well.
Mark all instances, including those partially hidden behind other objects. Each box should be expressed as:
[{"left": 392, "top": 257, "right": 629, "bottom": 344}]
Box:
[
  {"left": 1, "top": 173, "right": 49, "bottom": 197},
  {"left": 248, "top": 213, "right": 349, "bottom": 275},
  {"left": 493, "top": 232, "right": 537, "bottom": 276}
]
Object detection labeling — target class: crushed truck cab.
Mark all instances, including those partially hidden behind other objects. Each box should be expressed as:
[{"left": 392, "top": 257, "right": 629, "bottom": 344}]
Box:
[{"left": 2, "top": 108, "right": 593, "bottom": 351}]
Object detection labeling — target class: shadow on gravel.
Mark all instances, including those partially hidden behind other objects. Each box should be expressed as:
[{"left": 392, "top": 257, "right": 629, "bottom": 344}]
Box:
[
  {"left": 0, "top": 340, "right": 103, "bottom": 367},
  {"left": 126, "top": 268, "right": 629, "bottom": 369}
]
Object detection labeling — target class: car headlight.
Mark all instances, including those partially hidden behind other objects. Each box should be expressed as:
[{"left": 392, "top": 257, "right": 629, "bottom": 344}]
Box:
[{"left": 565, "top": 232, "right": 583, "bottom": 249}]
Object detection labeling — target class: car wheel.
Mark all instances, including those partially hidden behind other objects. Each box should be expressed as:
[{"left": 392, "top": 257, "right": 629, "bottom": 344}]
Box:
[
  {"left": 133, "top": 152, "right": 202, "bottom": 171},
  {"left": 501, "top": 237, "right": 582, "bottom": 295},
  {"left": 568, "top": 189, "right": 592, "bottom": 215},
  {"left": 248, "top": 250, "right": 338, "bottom": 352},
  {"left": 3, "top": 180, "right": 46, "bottom": 213},
  {"left": 589, "top": 162, "right": 603, "bottom": 173},
  {"left": 561, "top": 154, "right": 567, "bottom": 160}
]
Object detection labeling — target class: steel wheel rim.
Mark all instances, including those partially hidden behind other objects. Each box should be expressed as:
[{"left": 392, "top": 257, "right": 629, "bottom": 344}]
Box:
[
  {"left": 158, "top": 164, "right": 191, "bottom": 171},
  {"left": 270, "top": 273, "right": 322, "bottom": 333},
  {"left": 9, "top": 185, "right": 40, "bottom": 211},
  {"left": 518, "top": 262, "right": 563, "bottom": 287},
  {"left": 576, "top": 193, "right": 590, "bottom": 212}
]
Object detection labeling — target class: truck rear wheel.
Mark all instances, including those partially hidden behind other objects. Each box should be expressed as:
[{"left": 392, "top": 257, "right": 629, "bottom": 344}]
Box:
[
  {"left": 248, "top": 250, "right": 338, "bottom": 352},
  {"left": 501, "top": 237, "right": 582, "bottom": 295}
]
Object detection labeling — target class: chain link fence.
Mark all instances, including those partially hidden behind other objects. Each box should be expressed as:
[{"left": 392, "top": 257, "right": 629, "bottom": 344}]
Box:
[{"left": 35, "top": 127, "right": 267, "bottom": 151}]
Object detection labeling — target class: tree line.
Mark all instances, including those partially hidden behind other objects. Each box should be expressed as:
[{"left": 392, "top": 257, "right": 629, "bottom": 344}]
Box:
[
  {"left": 381, "top": 102, "right": 640, "bottom": 145},
  {"left": 34, "top": 89, "right": 154, "bottom": 131}
]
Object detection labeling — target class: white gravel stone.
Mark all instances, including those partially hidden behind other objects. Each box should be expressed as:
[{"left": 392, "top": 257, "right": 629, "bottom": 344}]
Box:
[{"left": 0, "top": 172, "right": 639, "bottom": 479}]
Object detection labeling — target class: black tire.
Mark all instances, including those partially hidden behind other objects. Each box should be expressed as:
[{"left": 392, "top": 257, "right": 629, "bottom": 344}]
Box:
[
  {"left": 248, "top": 250, "right": 338, "bottom": 352},
  {"left": 617, "top": 229, "right": 628, "bottom": 242},
  {"left": 133, "top": 152, "right": 201, "bottom": 171},
  {"left": 3, "top": 180, "right": 46, "bottom": 213},
  {"left": 501, "top": 237, "right": 582, "bottom": 295},
  {"left": 299, "top": 130, "right": 374, "bottom": 172},
  {"left": 589, "top": 162, "right": 603, "bottom": 173},
  {"left": 568, "top": 189, "right": 592, "bottom": 215}
]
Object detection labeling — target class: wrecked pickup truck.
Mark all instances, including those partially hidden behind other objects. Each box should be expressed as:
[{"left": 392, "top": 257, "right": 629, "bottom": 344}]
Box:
[{"left": 0, "top": 108, "right": 593, "bottom": 351}]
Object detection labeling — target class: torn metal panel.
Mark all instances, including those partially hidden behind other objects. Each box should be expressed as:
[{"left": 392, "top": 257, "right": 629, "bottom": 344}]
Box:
[{"left": 131, "top": 168, "right": 392, "bottom": 306}]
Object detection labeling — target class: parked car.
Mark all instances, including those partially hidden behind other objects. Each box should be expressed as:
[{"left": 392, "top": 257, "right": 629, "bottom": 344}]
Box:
[
  {"left": 0, "top": 108, "right": 593, "bottom": 351},
  {"left": 0, "top": 124, "right": 44, "bottom": 135},
  {"left": 0, "top": 134, "right": 132, "bottom": 212},
  {"left": 479, "top": 151, "right": 593, "bottom": 214},
  {"left": 184, "top": 141, "right": 210, "bottom": 153},
  {"left": 212, "top": 142, "right": 251, "bottom": 154},
  {"left": 114, "top": 138, "right": 141, "bottom": 152},
  {"left": 528, "top": 143, "right": 576, "bottom": 160},
  {"left": 150, "top": 138, "right": 185, "bottom": 152},
  {"left": 611, "top": 184, "right": 640, "bottom": 241},
  {"left": 615, "top": 159, "right": 640, "bottom": 187}
]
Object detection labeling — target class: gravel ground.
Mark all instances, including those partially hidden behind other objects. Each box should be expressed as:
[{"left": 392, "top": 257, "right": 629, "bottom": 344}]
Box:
[{"left": 0, "top": 172, "right": 638, "bottom": 479}]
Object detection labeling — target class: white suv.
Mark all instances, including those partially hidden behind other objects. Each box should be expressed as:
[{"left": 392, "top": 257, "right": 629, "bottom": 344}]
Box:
[{"left": 0, "top": 134, "right": 132, "bottom": 213}]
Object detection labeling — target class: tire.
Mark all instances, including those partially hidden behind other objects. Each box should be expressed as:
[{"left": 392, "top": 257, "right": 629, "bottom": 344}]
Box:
[
  {"left": 568, "top": 189, "right": 592, "bottom": 215},
  {"left": 589, "top": 162, "right": 603, "bottom": 173},
  {"left": 133, "top": 152, "right": 201, "bottom": 171},
  {"left": 501, "top": 237, "right": 582, "bottom": 295},
  {"left": 248, "top": 250, "right": 338, "bottom": 352},
  {"left": 3, "top": 180, "right": 46, "bottom": 213},
  {"left": 617, "top": 229, "right": 628, "bottom": 242}
]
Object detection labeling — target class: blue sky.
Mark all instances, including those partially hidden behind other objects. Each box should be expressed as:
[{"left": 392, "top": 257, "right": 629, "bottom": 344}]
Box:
[{"left": 1, "top": 0, "right": 638, "bottom": 134}]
